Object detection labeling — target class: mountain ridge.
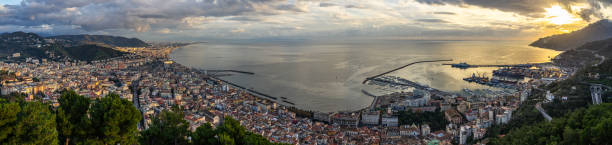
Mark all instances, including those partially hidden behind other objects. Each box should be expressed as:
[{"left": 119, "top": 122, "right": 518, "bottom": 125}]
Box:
[
  {"left": 48, "top": 34, "right": 149, "bottom": 47},
  {"left": 530, "top": 19, "right": 612, "bottom": 51},
  {"left": 0, "top": 32, "right": 142, "bottom": 61}
]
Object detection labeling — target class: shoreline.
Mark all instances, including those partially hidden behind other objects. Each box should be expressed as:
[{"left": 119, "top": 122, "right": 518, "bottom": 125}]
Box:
[{"left": 165, "top": 42, "right": 562, "bottom": 114}]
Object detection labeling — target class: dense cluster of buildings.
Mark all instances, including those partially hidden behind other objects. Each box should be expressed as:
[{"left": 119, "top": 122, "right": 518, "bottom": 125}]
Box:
[
  {"left": 0, "top": 55, "right": 151, "bottom": 105},
  {"left": 0, "top": 47, "right": 558, "bottom": 145}
]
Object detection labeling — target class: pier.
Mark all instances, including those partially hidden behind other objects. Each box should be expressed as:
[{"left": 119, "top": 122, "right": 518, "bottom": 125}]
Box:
[
  {"left": 361, "top": 90, "right": 380, "bottom": 110},
  {"left": 203, "top": 70, "right": 255, "bottom": 75},
  {"left": 363, "top": 59, "right": 453, "bottom": 84},
  {"left": 443, "top": 63, "right": 543, "bottom": 68},
  {"left": 209, "top": 77, "right": 296, "bottom": 106}
]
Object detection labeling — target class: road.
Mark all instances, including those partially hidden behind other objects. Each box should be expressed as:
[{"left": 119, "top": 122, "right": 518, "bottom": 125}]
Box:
[
  {"left": 594, "top": 54, "right": 605, "bottom": 66},
  {"left": 535, "top": 102, "right": 552, "bottom": 121},
  {"left": 531, "top": 85, "right": 552, "bottom": 121}
]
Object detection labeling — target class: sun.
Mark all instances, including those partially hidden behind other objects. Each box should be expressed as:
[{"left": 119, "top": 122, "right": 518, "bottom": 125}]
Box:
[{"left": 544, "top": 5, "right": 581, "bottom": 25}]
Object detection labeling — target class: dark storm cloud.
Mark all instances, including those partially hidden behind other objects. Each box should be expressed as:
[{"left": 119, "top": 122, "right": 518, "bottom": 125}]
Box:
[{"left": 0, "top": 0, "right": 304, "bottom": 32}]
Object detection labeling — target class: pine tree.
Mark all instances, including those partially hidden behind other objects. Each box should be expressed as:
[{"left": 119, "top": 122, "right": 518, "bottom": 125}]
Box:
[
  {"left": 88, "top": 94, "right": 141, "bottom": 145},
  {"left": 0, "top": 101, "right": 59, "bottom": 145},
  {"left": 56, "top": 90, "right": 90, "bottom": 145},
  {"left": 139, "top": 107, "right": 191, "bottom": 145},
  {"left": 192, "top": 123, "right": 218, "bottom": 145}
]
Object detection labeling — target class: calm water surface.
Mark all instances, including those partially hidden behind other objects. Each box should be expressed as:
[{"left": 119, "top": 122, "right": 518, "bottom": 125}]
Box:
[{"left": 170, "top": 40, "right": 561, "bottom": 112}]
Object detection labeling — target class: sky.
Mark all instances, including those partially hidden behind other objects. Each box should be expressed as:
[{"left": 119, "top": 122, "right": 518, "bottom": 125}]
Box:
[{"left": 1, "top": 0, "right": 612, "bottom": 41}]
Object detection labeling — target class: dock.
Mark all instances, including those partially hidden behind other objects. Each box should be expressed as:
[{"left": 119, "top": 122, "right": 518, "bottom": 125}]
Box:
[
  {"left": 363, "top": 59, "right": 453, "bottom": 84},
  {"left": 202, "top": 69, "right": 255, "bottom": 75},
  {"left": 361, "top": 90, "right": 380, "bottom": 110},
  {"left": 368, "top": 77, "right": 450, "bottom": 96},
  {"left": 443, "top": 63, "right": 540, "bottom": 68}
]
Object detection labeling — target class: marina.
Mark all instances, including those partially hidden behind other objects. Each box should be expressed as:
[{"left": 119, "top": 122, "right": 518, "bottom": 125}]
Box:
[
  {"left": 368, "top": 76, "right": 451, "bottom": 96},
  {"left": 462, "top": 73, "right": 519, "bottom": 89}
]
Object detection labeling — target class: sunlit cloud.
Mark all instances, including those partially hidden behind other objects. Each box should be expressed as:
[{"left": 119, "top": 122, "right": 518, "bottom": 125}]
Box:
[{"left": 545, "top": 5, "right": 582, "bottom": 25}]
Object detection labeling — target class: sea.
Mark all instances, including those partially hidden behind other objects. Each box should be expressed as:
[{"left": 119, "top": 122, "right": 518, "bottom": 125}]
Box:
[{"left": 170, "top": 39, "right": 561, "bottom": 112}]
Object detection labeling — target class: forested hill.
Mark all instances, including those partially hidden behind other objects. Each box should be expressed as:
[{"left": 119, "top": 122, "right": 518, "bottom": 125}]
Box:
[
  {"left": 552, "top": 36, "right": 612, "bottom": 68},
  {"left": 530, "top": 19, "right": 612, "bottom": 51},
  {"left": 48, "top": 34, "right": 149, "bottom": 47},
  {"left": 489, "top": 103, "right": 612, "bottom": 145},
  {"left": 0, "top": 31, "right": 49, "bottom": 58},
  {"left": 52, "top": 44, "right": 127, "bottom": 62},
  {"left": 488, "top": 59, "right": 612, "bottom": 145},
  {"left": 0, "top": 31, "right": 132, "bottom": 61}
]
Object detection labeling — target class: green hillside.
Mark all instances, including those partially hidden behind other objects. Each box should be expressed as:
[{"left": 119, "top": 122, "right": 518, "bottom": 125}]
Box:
[
  {"left": 48, "top": 35, "right": 149, "bottom": 47},
  {"left": 489, "top": 103, "right": 612, "bottom": 145},
  {"left": 52, "top": 44, "right": 127, "bottom": 61},
  {"left": 0, "top": 32, "right": 133, "bottom": 61}
]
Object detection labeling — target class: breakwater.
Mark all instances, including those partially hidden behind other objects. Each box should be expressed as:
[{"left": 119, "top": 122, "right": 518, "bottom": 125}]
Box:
[
  {"left": 363, "top": 59, "right": 453, "bottom": 84},
  {"left": 204, "top": 70, "right": 255, "bottom": 75}
]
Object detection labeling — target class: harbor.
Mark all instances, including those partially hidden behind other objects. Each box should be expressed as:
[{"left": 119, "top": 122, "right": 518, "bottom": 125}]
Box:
[
  {"left": 367, "top": 76, "right": 451, "bottom": 96},
  {"left": 171, "top": 40, "right": 562, "bottom": 112},
  {"left": 462, "top": 73, "right": 519, "bottom": 89}
]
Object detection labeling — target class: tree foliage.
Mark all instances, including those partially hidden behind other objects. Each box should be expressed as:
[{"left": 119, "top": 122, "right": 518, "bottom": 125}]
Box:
[
  {"left": 203, "top": 117, "right": 290, "bottom": 145},
  {"left": 139, "top": 107, "right": 190, "bottom": 145},
  {"left": 88, "top": 94, "right": 141, "bottom": 145},
  {"left": 397, "top": 110, "right": 448, "bottom": 131},
  {"left": 490, "top": 103, "right": 612, "bottom": 145},
  {"left": 139, "top": 111, "right": 290, "bottom": 145},
  {"left": 0, "top": 99, "right": 58, "bottom": 145},
  {"left": 56, "top": 90, "right": 90, "bottom": 145},
  {"left": 191, "top": 123, "right": 218, "bottom": 145},
  {"left": 0, "top": 89, "right": 291, "bottom": 145}
]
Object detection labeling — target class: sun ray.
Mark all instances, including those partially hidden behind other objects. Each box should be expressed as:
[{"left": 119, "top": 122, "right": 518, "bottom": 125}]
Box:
[{"left": 544, "top": 5, "right": 581, "bottom": 25}]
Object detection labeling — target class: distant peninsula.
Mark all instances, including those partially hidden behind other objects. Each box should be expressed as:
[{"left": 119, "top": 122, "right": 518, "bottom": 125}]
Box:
[{"left": 530, "top": 19, "right": 612, "bottom": 51}]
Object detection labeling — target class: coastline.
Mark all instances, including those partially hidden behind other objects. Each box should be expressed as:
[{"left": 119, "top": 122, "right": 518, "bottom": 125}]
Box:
[
  {"left": 166, "top": 41, "right": 564, "bottom": 114},
  {"left": 167, "top": 44, "right": 322, "bottom": 116}
]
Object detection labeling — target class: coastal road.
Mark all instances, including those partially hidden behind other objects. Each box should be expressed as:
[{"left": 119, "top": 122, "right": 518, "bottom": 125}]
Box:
[
  {"left": 594, "top": 54, "right": 605, "bottom": 66},
  {"left": 532, "top": 85, "right": 552, "bottom": 122},
  {"left": 536, "top": 102, "right": 553, "bottom": 122}
]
